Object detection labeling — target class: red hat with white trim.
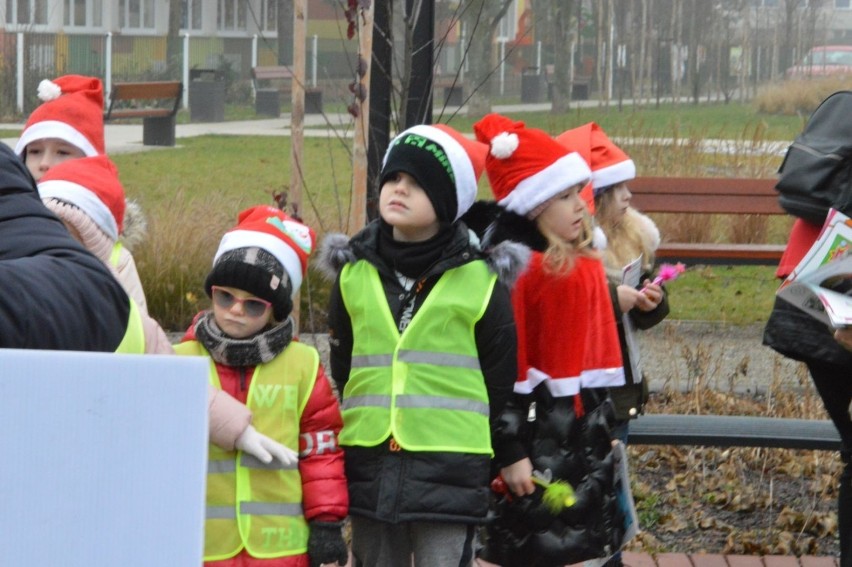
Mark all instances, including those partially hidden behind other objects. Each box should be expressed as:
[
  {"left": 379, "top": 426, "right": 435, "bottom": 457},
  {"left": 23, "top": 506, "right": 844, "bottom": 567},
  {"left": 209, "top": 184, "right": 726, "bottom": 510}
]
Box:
[
  {"left": 584, "top": 122, "right": 635, "bottom": 195},
  {"left": 206, "top": 206, "right": 316, "bottom": 321},
  {"left": 37, "top": 155, "right": 125, "bottom": 240},
  {"left": 554, "top": 122, "right": 598, "bottom": 213},
  {"left": 15, "top": 75, "right": 105, "bottom": 158},
  {"left": 473, "top": 113, "right": 591, "bottom": 218}
]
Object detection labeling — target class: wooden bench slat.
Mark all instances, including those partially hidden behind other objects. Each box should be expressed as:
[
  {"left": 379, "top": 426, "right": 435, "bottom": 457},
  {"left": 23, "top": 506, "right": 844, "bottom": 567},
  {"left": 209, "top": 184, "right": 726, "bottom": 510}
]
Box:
[
  {"left": 628, "top": 414, "right": 841, "bottom": 451},
  {"left": 104, "top": 109, "right": 173, "bottom": 119},
  {"left": 109, "top": 81, "right": 182, "bottom": 101}
]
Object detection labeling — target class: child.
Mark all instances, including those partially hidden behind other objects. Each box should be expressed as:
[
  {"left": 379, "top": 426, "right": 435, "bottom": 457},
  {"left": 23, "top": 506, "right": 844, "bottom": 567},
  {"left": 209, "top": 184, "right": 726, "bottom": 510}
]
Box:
[
  {"left": 317, "top": 124, "right": 523, "bottom": 566},
  {"left": 557, "top": 123, "right": 668, "bottom": 439},
  {"left": 176, "top": 205, "right": 349, "bottom": 567},
  {"left": 471, "top": 113, "right": 625, "bottom": 567},
  {"left": 15, "top": 74, "right": 148, "bottom": 314},
  {"left": 38, "top": 156, "right": 295, "bottom": 465}
]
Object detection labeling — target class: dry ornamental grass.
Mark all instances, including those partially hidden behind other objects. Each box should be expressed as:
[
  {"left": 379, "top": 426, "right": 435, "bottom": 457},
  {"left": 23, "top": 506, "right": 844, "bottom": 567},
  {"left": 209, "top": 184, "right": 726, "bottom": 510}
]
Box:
[{"left": 626, "top": 379, "right": 841, "bottom": 557}]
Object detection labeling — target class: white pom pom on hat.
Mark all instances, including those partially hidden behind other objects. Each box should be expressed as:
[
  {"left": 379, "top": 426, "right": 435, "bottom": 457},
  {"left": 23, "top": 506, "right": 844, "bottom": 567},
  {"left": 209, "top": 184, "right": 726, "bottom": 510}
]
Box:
[
  {"left": 490, "top": 132, "right": 519, "bottom": 159},
  {"left": 37, "top": 79, "right": 63, "bottom": 102}
]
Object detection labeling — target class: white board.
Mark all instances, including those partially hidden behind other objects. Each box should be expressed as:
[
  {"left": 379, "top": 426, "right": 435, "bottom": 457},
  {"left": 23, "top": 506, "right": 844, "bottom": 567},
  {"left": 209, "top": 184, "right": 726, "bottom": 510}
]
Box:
[{"left": 0, "top": 349, "right": 209, "bottom": 567}]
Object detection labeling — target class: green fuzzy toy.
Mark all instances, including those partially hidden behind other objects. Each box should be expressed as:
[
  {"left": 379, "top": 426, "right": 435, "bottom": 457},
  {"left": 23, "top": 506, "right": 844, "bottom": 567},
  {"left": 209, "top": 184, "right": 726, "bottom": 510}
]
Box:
[{"left": 532, "top": 475, "right": 577, "bottom": 514}]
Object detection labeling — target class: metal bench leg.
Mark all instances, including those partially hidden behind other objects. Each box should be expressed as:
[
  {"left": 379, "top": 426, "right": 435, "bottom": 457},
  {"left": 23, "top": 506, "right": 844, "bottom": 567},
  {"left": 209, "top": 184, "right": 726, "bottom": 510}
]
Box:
[{"left": 143, "top": 116, "right": 176, "bottom": 146}]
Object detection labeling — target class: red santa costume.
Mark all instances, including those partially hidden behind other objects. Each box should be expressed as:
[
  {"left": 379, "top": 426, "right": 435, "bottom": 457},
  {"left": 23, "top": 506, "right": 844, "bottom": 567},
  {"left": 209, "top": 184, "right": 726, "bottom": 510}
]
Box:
[{"left": 471, "top": 113, "right": 626, "bottom": 567}]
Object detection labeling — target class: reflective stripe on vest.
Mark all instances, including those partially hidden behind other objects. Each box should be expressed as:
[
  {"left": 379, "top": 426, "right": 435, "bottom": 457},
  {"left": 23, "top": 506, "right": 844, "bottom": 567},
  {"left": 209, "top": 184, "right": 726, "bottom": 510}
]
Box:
[
  {"left": 109, "top": 242, "right": 122, "bottom": 268},
  {"left": 338, "top": 259, "right": 496, "bottom": 454},
  {"left": 114, "top": 299, "right": 145, "bottom": 354},
  {"left": 174, "top": 340, "right": 319, "bottom": 560}
]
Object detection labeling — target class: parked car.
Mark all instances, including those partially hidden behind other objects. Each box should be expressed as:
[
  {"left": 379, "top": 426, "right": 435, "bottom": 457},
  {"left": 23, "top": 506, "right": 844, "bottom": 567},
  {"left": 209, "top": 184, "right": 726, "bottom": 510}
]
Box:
[{"left": 785, "top": 45, "right": 852, "bottom": 78}]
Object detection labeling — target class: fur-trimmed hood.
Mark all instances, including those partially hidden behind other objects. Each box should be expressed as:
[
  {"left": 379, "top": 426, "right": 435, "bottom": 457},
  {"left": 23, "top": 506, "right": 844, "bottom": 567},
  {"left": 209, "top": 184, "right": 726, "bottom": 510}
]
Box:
[{"left": 316, "top": 220, "right": 530, "bottom": 290}]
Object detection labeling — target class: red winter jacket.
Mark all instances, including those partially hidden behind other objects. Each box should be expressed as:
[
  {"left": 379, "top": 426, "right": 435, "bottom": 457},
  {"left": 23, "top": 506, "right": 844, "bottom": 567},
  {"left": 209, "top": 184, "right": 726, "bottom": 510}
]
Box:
[{"left": 183, "top": 323, "right": 348, "bottom": 567}]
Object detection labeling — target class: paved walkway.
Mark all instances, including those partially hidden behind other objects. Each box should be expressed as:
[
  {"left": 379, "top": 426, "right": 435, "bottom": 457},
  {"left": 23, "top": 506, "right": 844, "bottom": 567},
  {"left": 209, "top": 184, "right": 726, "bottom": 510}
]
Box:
[
  {"left": 0, "top": 98, "right": 788, "bottom": 157},
  {"left": 621, "top": 552, "right": 838, "bottom": 567}
]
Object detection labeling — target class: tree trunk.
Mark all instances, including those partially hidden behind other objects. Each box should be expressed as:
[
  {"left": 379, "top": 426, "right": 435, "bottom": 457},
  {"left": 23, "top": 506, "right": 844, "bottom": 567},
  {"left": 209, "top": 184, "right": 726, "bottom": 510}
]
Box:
[
  {"left": 461, "top": 0, "right": 513, "bottom": 118},
  {"left": 166, "top": 0, "right": 181, "bottom": 79},
  {"left": 278, "top": 0, "right": 294, "bottom": 65},
  {"left": 549, "top": 0, "right": 575, "bottom": 114}
]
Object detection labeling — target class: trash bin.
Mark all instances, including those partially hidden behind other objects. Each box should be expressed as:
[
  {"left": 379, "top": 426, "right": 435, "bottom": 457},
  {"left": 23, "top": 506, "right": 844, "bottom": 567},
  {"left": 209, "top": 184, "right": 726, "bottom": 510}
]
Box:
[
  {"left": 188, "top": 68, "right": 226, "bottom": 123},
  {"left": 521, "top": 67, "right": 545, "bottom": 103}
]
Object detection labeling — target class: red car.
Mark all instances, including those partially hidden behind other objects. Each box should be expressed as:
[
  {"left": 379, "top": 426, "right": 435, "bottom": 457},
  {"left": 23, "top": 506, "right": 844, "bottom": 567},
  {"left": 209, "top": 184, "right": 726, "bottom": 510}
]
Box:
[{"left": 786, "top": 45, "right": 852, "bottom": 78}]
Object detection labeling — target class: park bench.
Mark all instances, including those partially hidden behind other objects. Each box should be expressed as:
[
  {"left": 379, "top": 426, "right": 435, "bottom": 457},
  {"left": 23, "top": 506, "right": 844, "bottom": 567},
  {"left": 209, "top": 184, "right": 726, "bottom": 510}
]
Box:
[
  {"left": 103, "top": 81, "right": 182, "bottom": 147},
  {"left": 628, "top": 414, "right": 840, "bottom": 451},
  {"left": 251, "top": 65, "right": 322, "bottom": 116},
  {"left": 544, "top": 64, "right": 591, "bottom": 101},
  {"left": 628, "top": 176, "right": 787, "bottom": 266}
]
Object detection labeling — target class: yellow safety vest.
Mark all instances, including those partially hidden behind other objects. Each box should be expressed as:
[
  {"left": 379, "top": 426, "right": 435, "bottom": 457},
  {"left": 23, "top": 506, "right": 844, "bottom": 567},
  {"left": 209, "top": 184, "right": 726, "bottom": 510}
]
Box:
[
  {"left": 114, "top": 298, "right": 145, "bottom": 354},
  {"left": 338, "top": 259, "right": 496, "bottom": 454},
  {"left": 174, "top": 340, "right": 319, "bottom": 561},
  {"left": 109, "top": 242, "right": 122, "bottom": 268}
]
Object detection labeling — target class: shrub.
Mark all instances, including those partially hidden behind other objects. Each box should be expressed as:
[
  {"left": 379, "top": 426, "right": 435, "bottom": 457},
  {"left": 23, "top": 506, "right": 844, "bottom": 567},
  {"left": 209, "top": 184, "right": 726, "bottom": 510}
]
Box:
[{"left": 753, "top": 76, "right": 852, "bottom": 117}]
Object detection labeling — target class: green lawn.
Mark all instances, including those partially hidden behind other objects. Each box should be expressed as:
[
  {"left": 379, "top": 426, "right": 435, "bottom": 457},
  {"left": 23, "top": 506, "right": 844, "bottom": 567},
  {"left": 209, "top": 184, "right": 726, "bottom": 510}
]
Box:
[{"left": 96, "top": 102, "right": 802, "bottom": 328}]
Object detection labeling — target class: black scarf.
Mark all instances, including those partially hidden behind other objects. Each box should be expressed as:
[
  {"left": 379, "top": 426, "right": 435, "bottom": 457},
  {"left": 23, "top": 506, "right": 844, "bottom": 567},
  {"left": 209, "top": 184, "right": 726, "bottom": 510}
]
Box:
[
  {"left": 194, "top": 311, "right": 294, "bottom": 367},
  {"left": 377, "top": 220, "right": 454, "bottom": 279}
]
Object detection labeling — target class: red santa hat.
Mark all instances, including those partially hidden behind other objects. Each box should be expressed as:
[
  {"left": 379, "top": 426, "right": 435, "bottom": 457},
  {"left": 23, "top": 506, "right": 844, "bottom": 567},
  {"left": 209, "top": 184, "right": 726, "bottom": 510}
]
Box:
[
  {"left": 554, "top": 122, "right": 597, "bottom": 213},
  {"left": 380, "top": 123, "right": 487, "bottom": 221},
  {"left": 15, "top": 75, "right": 105, "bottom": 158},
  {"left": 209, "top": 206, "right": 316, "bottom": 309},
  {"left": 560, "top": 122, "right": 635, "bottom": 196},
  {"left": 37, "top": 155, "right": 124, "bottom": 241},
  {"left": 473, "top": 113, "right": 591, "bottom": 218}
]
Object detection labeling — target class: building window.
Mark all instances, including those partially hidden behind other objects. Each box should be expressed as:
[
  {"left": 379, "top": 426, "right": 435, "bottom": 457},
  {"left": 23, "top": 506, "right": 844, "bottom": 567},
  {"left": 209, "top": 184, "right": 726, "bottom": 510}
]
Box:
[
  {"left": 64, "top": 0, "right": 104, "bottom": 27},
  {"left": 261, "top": 0, "right": 276, "bottom": 32},
  {"left": 837, "top": 0, "right": 851, "bottom": 9},
  {"left": 5, "top": 0, "right": 48, "bottom": 25},
  {"left": 218, "top": 0, "right": 247, "bottom": 31},
  {"left": 119, "top": 0, "right": 156, "bottom": 30},
  {"left": 181, "top": 0, "right": 202, "bottom": 30}
]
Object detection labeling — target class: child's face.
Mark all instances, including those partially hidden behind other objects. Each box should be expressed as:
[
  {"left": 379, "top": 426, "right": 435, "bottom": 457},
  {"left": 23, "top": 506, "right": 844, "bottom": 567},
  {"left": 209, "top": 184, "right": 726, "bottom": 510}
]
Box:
[
  {"left": 379, "top": 171, "right": 440, "bottom": 242},
  {"left": 211, "top": 286, "right": 274, "bottom": 339},
  {"left": 597, "top": 183, "right": 632, "bottom": 226},
  {"left": 25, "top": 138, "right": 86, "bottom": 181},
  {"left": 536, "top": 184, "right": 587, "bottom": 243}
]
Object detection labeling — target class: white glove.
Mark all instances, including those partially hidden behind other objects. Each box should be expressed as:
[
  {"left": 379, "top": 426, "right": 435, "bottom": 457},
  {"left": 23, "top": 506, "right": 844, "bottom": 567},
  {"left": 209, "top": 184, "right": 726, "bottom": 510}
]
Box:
[{"left": 235, "top": 425, "right": 299, "bottom": 466}]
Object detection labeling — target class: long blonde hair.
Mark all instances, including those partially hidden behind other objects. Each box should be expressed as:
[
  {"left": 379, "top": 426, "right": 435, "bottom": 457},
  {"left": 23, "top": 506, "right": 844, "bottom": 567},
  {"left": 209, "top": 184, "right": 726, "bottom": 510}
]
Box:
[
  {"left": 595, "top": 189, "right": 657, "bottom": 280},
  {"left": 536, "top": 208, "right": 600, "bottom": 275}
]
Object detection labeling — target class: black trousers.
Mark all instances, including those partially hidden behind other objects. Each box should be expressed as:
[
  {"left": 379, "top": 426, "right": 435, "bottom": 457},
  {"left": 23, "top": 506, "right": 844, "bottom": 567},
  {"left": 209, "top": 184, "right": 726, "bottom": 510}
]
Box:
[{"left": 807, "top": 359, "right": 852, "bottom": 567}]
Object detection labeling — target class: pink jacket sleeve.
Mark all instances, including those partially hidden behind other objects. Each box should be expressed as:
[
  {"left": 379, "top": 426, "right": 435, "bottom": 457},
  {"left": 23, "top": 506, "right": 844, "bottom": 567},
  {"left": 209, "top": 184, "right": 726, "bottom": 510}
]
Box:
[{"left": 208, "top": 386, "right": 253, "bottom": 450}]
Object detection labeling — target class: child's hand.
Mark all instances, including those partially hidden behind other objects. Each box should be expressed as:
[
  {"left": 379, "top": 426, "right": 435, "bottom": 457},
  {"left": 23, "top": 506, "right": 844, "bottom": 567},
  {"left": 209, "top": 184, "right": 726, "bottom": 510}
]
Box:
[
  {"left": 617, "top": 284, "right": 642, "bottom": 313},
  {"left": 501, "top": 458, "right": 535, "bottom": 497},
  {"left": 835, "top": 327, "right": 852, "bottom": 351},
  {"left": 235, "top": 425, "right": 299, "bottom": 466},
  {"left": 637, "top": 280, "right": 663, "bottom": 311}
]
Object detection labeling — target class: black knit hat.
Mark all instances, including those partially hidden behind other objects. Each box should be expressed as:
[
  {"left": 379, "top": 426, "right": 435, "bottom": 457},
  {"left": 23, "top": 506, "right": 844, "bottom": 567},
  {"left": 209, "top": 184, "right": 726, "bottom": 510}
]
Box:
[
  {"left": 204, "top": 247, "right": 293, "bottom": 321},
  {"left": 379, "top": 129, "right": 459, "bottom": 223}
]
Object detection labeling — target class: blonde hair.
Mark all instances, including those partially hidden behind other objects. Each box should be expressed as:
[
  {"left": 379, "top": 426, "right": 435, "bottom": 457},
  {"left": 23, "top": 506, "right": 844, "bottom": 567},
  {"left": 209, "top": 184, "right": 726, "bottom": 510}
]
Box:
[
  {"left": 595, "top": 189, "right": 656, "bottom": 280},
  {"left": 536, "top": 208, "right": 599, "bottom": 275}
]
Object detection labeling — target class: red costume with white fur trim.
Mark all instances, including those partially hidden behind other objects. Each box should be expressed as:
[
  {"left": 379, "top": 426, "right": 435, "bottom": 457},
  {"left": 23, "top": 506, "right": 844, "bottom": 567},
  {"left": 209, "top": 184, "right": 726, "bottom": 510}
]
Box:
[{"left": 513, "top": 252, "right": 624, "bottom": 400}]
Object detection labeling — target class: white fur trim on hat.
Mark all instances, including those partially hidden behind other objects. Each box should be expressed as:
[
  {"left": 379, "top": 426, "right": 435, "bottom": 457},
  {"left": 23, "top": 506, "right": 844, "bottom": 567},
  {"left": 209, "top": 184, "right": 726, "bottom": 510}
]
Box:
[
  {"left": 38, "top": 179, "right": 119, "bottom": 240},
  {"left": 214, "top": 230, "right": 305, "bottom": 297},
  {"left": 498, "top": 152, "right": 591, "bottom": 217},
  {"left": 383, "top": 124, "right": 478, "bottom": 220},
  {"left": 14, "top": 120, "right": 99, "bottom": 158},
  {"left": 592, "top": 159, "right": 636, "bottom": 191}
]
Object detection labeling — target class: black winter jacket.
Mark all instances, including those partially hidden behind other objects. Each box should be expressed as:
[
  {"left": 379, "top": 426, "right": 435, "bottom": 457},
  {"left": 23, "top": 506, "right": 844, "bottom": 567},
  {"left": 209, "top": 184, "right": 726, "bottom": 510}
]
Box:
[
  {"left": 463, "top": 201, "right": 625, "bottom": 566},
  {"left": 0, "top": 143, "right": 130, "bottom": 350},
  {"left": 319, "top": 220, "right": 523, "bottom": 524}
]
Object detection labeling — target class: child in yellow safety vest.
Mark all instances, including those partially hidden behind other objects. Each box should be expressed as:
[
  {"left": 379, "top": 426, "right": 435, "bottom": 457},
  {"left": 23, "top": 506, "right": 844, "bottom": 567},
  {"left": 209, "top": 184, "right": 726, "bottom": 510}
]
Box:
[
  {"left": 16, "top": 74, "right": 148, "bottom": 314},
  {"left": 37, "top": 156, "right": 294, "bottom": 467},
  {"left": 318, "top": 124, "right": 525, "bottom": 567},
  {"left": 177, "top": 205, "right": 349, "bottom": 567}
]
